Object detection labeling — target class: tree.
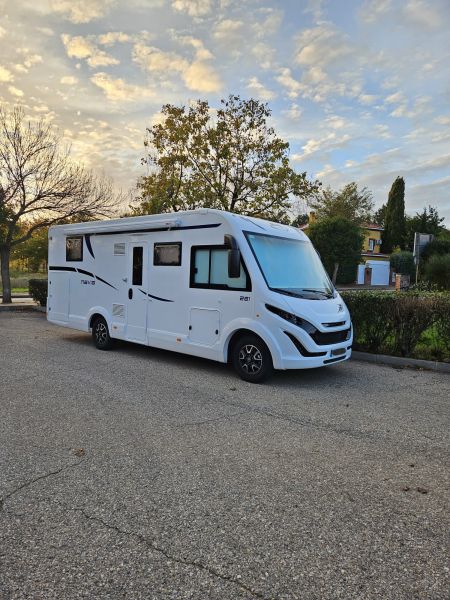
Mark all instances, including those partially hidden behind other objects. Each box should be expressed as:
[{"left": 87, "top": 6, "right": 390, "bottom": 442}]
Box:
[
  {"left": 373, "top": 203, "right": 387, "bottom": 227},
  {"left": 309, "top": 182, "right": 374, "bottom": 225},
  {"left": 291, "top": 213, "right": 308, "bottom": 228},
  {"left": 382, "top": 176, "right": 406, "bottom": 253},
  {"left": 307, "top": 217, "right": 363, "bottom": 284},
  {"left": 134, "top": 95, "right": 320, "bottom": 223},
  {"left": 11, "top": 226, "right": 49, "bottom": 272},
  {"left": 404, "top": 205, "right": 445, "bottom": 250},
  {"left": 0, "top": 107, "right": 119, "bottom": 303}
]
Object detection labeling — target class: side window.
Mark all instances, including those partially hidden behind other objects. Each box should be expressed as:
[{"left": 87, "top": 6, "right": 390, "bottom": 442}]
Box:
[
  {"left": 191, "top": 246, "right": 250, "bottom": 290},
  {"left": 132, "top": 246, "right": 143, "bottom": 285},
  {"left": 154, "top": 242, "right": 182, "bottom": 266},
  {"left": 66, "top": 236, "right": 83, "bottom": 261}
]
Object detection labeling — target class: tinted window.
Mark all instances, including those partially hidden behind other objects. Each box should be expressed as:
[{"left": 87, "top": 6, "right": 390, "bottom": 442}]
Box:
[
  {"left": 132, "top": 246, "right": 143, "bottom": 285},
  {"left": 66, "top": 236, "right": 83, "bottom": 261},
  {"left": 154, "top": 243, "right": 181, "bottom": 266}
]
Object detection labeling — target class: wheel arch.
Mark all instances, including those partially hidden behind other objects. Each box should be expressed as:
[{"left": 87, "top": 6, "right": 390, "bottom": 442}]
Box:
[
  {"left": 223, "top": 323, "right": 283, "bottom": 369},
  {"left": 88, "top": 308, "right": 110, "bottom": 330}
]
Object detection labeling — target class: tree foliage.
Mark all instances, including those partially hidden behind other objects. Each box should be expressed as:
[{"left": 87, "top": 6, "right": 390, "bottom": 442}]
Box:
[
  {"left": 404, "top": 205, "right": 445, "bottom": 251},
  {"left": 309, "top": 182, "right": 374, "bottom": 225},
  {"left": 390, "top": 250, "right": 415, "bottom": 277},
  {"left": 382, "top": 176, "right": 406, "bottom": 253},
  {"left": 307, "top": 217, "right": 363, "bottom": 284},
  {"left": 0, "top": 106, "right": 120, "bottom": 302},
  {"left": 134, "top": 96, "right": 320, "bottom": 223}
]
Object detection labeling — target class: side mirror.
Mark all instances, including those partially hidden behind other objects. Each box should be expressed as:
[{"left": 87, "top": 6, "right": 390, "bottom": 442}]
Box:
[
  {"left": 228, "top": 248, "right": 241, "bottom": 278},
  {"left": 224, "top": 234, "right": 241, "bottom": 278}
]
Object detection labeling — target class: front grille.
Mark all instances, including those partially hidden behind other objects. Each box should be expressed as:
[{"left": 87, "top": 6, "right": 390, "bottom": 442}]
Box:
[
  {"left": 311, "top": 328, "right": 351, "bottom": 345},
  {"left": 322, "top": 321, "right": 346, "bottom": 327}
]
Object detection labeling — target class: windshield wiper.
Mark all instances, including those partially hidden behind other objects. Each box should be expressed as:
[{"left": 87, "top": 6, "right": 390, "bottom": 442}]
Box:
[
  {"left": 272, "top": 287, "right": 334, "bottom": 299},
  {"left": 299, "top": 288, "right": 334, "bottom": 298}
]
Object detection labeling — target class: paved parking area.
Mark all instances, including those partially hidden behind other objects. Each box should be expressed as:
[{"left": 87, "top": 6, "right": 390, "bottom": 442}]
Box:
[{"left": 0, "top": 312, "right": 449, "bottom": 599}]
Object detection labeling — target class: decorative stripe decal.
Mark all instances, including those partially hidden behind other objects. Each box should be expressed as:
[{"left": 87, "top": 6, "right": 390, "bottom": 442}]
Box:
[
  {"left": 94, "top": 275, "right": 117, "bottom": 290},
  {"left": 49, "top": 266, "right": 76, "bottom": 272},
  {"left": 85, "top": 235, "right": 95, "bottom": 259},
  {"left": 77, "top": 268, "right": 94, "bottom": 278},
  {"left": 93, "top": 223, "right": 222, "bottom": 237},
  {"left": 139, "top": 289, "right": 174, "bottom": 303},
  {"left": 49, "top": 266, "right": 117, "bottom": 290}
]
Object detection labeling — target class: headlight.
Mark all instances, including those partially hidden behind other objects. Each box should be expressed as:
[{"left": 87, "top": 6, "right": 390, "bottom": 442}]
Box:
[{"left": 265, "top": 304, "right": 317, "bottom": 334}]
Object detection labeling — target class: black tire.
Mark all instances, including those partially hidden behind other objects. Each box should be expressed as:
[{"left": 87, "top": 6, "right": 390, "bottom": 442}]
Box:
[
  {"left": 232, "top": 334, "right": 273, "bottom": 383},
  {"left": 92, "top": 316, "right": 114, "bottom": 350}
]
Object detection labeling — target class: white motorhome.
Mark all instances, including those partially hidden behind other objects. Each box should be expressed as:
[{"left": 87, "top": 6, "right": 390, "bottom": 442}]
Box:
[{"left": 47, "top": 210, "right": 352, "bottom": 382}]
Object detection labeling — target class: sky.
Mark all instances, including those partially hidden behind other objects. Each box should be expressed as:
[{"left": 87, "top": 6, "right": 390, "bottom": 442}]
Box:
[{"left": 1, "top": 0, "right": 449, "bottom": 223}]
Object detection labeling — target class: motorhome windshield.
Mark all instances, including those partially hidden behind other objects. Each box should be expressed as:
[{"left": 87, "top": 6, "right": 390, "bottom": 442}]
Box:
[{"left": 245, "top": 232, "right": 335, "bottom": 299}]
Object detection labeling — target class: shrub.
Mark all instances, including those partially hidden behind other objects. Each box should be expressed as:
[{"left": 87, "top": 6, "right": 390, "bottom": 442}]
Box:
[
  {"left": 421, "top": 239, "right": 450, "bottom": 261},
  {"left": 340, "top": 291, "right": 395, "bottom": 352},
  {"left": 423, "top": 254, "right": 450, "bottom": 290},
  {"left": 341, "top": 290, "right": 450, "bottom": 358},
  {"left": 390, "top": 250, "right": 415, "bottom": 278},
  {"left": 29, "top": 279, "right": 48, "bottom": 306},
  {"left": 390, "top": 293, "right": 440, "bottom": 356}
]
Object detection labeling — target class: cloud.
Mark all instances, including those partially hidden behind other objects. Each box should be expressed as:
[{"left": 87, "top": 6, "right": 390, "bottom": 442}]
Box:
[
  {"left": 295, "top": 24, "right": 352, "bottom": 68},
  {"left": 0, "top": 26, "right": 6, "bottom": 39},
  {"left": 60, "top": 75, "right": 79, "bottom": 85},
  {"left": 61, "top": 34, "right": 119, "bottom": 67},
  {"left": 51, "top": 0, "right": 116, "bottom": 24},
  {"left": 184, "top": 61, "right": 222, "bottom": 92},
  {"left": 0, "top": 66, "right": 14, "bottom": 82},
  {"left": 133, "top": 42, "right": 221, "bottom": 93},
  {"left": 246, "top": 77, "right": 275, "bottom": 101},
  {"left": 132, "top": 43, "right": 188, "bottom": 73},
  {"left": 175, "top": 35, "right": 213, "bottom": 61},
  {"left": 359, "top": 0, "right": 392, "bottom": 23},
  {"left": 90, "top": 72, "right": 154, "bottom": 102},
  {"left": 276, "top": 68, "right": 302, "bottom": 99},
  {"left": 292, "top": 132, "right": 351, "bottom": 161},
  {"left": 8, "top": 86, "right": 24, "bottom": 97},
  {"left": 251, "top": 42, "right": 276, "bottom": 70},
  {"left": 283, "top": 103, "right": 302, "bottom": 120},
  {"left": 403, "top": 0, "right": 442, "bottom": 29},
  {"left": 172, "top": 0, "right": 211, "bottom": 18},
  {"left": 213, "top": 19, "right": 244, "bottom": 41},
  {"left": 98, "top": 32, "right": 131, "bottom": 46}
]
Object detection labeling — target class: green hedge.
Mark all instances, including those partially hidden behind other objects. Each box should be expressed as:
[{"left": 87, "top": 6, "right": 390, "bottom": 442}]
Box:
[
  {"left": 341, "top": 290, "right": 450, "bottom": 360},
  {"left": 29, "top": 279, "right": 48, "bottom": 307}
]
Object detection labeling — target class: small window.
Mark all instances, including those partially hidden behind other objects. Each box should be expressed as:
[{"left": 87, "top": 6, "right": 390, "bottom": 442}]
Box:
[
  {"left": 132, "top": 246, "right": 143, "bottom": 285},
  {"left": 191, "top": 246, "right": 250, "bottom": 291},
  {"left": 66, "top": 236, "right": 83, "bottom": 261},
  {"left": 368, "top": 238, "right": 376, "bottom": 251},
  {"left": 154, "top": 242, "right": 182, "bottom": 266}
]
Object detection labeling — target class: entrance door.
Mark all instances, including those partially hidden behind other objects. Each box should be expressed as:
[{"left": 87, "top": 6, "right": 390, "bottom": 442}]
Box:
[{"left": 126, "top": 243, "right": 148, "bottom": 342}]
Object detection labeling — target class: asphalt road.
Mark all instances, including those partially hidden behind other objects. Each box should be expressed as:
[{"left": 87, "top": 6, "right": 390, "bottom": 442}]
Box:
[{"left": 0, "top": 312, "right": 449, "bottom": 600}]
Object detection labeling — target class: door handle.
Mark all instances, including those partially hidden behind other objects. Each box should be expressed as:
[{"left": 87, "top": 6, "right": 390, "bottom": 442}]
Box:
[{"left": 128, "top": 288, "right": 133, "bottom": 300}]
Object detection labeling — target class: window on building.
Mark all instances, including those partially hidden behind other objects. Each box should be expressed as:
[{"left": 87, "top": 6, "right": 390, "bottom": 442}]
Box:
[
  {"left": 368, "top": 238, "right": 376, "bottom": 252},
  {"left": 66, "top": 236, "right": 83, "bottom": 261},
  {"left": 154, "top": 242, "right": 182, "bottom": 266},
  {"left": 190, "top": 246, "right": 251, "bottom": 291}
]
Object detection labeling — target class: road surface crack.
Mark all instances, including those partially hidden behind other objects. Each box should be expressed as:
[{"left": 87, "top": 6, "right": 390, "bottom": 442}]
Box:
[
  {"left": 70, "top": 505, "right": 277, "bottom": 600},
  {"left": 0, "top": 459, "right": 85, "bottom": 512}
]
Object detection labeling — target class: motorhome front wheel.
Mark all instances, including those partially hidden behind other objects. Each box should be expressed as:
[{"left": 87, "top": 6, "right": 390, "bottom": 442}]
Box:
[{"left": 232, "top": 334, "right": 273, "bottom": 383}]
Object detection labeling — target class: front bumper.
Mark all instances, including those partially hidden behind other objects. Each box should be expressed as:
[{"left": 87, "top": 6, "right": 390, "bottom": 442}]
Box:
[{"left": 276, "top": 324, "right": 353, "bottom": 370}]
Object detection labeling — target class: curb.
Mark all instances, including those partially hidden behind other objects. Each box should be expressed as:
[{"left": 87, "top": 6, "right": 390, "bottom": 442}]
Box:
[{"left": 352, "top": 350, "right": 450, "bottom": 374}]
